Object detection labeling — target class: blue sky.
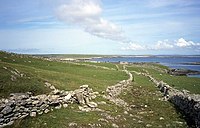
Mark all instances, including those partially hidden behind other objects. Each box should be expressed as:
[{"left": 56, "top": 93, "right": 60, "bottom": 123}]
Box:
[{"left": 0, "top": 0, "right": 200, "bottom": 55}]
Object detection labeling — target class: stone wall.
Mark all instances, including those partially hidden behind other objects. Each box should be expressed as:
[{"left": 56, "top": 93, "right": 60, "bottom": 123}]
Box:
[
  {"left": 138, "top": 71, "right": 200, "bottom": 127},
  {"left": 0, "top": 85, "right": 98, "bottom": 128}
]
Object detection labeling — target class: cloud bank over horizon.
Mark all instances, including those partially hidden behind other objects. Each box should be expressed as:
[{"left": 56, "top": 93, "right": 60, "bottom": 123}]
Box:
[{"left": 122, "top": 38, "right": 200, "bottom": 51}]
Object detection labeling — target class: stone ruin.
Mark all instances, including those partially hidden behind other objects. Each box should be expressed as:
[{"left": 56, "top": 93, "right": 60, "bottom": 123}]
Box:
[{"left": 0, "top": 84, "right": 99, "bottom": 128}]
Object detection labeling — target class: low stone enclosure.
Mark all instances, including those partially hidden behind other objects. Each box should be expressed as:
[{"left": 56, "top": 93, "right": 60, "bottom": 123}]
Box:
[
  {"left": 0, "top": 84, "right": 99, "bottom": 127},
  {"left": 132, "top": 70, "right": 200, "bottom": 127}
]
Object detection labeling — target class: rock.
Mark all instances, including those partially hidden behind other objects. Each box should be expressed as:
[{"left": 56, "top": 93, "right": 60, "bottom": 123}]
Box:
[
  {"left": 74, "top": 89, "right": 85, "bottom": 104},
  {"left": 0, "top": 118, "right": 4, "bottom": 123},
  {"left": 44, "top": 82, "right": 51, "bottom": 87},
  {"left": 64, "top": 93, "right": 72, "bottom": 101},
  {"left": 3, "top": 121, "right": 14, "bottom": 127},
  {"left": 11, "top": 75, "right": 17, "bottom": 81},
  {"left": 38, "top": 111, "right": 43, "bottom": 115},
  {"left": 4, "top": 113, "right": 14, "bottom": 119},
  {"left": 138, "top": 120, "right": 143, "bottom": 123},
  {"left": 98, "top": 101, "right": 107, "bottom": 105},
  {"left": 146, "top": 124, "right": 152, "bottom": 127},
  {"left": 112, "top": 123, "right": 119, "bottom": 128},
  {"left": 78, "top": 106, "right": 91, "bottom": 112},
  {"left": 55, "top": 104, "right": 62, "bottom": 109},
  {"left": 80, "top": 85, "right": 89, "bottom": 89},
  {"left": 87, "top": 102, "right": 97, "bottom": 108},
  {"left": 130, "top": 105, "right": 136, "bottom": 108},
  {"left": 124, "top": 111, "right": 128, "bottom": 114},
  {"left": 1, "top": 106, "right": 13, "bottom": 115},
  {"left": 52, "top": 89, "right": 60, "bottom": 95},
  {"left": 68, "top": 122, "right": 77, "bottom": 127},
  {"left": 3, "top": 66, "right": 7, "bottom": 70},
  {"left": 159, "top": 117, "right": 164, "bottom": 120},
  {"left": 63, "top": 104, "right": 68, "bottom": 108},
  {"left": 84, "top": 97, "right": 90, "bottom": 104},
  {"left": 50, "top": 86, "right": 56, "bottom": 90},
  {"left": 32, "top": 100, "right": 40, "bottom": 105},
  {"left": 44, "top": 109, "right": 50, "bottom": 114},
  {"left": 98, "top": 118, "right": 109, "bottom": 123},
  {"left": 30, "top": 112, "right": 36, "bottom": 117},
  {"left": 0, "top": 104, "right": 5, "bottom": 111}
]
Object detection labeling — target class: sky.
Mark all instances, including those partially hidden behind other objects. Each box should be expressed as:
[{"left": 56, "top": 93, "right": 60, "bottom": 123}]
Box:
[{"left": 0, "top": 0, "right": 200, "bottom": 55}]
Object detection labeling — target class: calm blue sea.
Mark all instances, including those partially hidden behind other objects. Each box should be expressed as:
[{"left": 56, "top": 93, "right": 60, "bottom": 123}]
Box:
[{"left": 92, "top": 56, "right": 200, "bottom": 78}]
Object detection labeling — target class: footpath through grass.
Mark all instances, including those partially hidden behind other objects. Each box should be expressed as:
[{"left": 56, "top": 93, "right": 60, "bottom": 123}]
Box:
[{"left": 118, "top": 73, "right": 187, "bottom": 127}]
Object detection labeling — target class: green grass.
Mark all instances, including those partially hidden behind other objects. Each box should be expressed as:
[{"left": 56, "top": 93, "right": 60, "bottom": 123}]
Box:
[
  {"left": 79, "top": 62, "right": 118, "bottom": 70},
  {"left": 0, "top": 51, "right": 198, "bottom": 127},
  {"left": 118, "top": 73, "right": 187, "bottom": 127},
  {"left": 0, "top": 51, "right": 128, "bottom": 98},
  {"left": 10, "top": 105, "right": 101, "bottom": 128},
  {"left": 127, "top": 64, "right": 200, "bottom": 94},
  {"left": 0, "top": 62, "right": 51, "bottom": 98}
]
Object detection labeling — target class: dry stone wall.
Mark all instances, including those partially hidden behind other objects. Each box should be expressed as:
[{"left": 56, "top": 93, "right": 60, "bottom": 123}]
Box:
[
  {"left": 0, "top": 84, "right": 98, "bottom": 128},
  {"left": 104, "top": 68, "right": 133, "bottom": 109},
  {"left": 135, "top": 70, "right": 200, "bottom": 127}
]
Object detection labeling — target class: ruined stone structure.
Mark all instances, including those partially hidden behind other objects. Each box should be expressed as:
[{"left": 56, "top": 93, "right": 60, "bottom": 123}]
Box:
[{"left": 0, "top": 84, "right": 98, "bottom": 127}]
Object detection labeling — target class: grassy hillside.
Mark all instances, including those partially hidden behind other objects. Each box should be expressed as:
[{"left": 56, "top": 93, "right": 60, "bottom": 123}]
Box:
[
  {"left": 1, "top": 51, "right": 197, "bottom": 127},
  {"left": 0, "top": 51, "right": 127, "bottom": 98}
]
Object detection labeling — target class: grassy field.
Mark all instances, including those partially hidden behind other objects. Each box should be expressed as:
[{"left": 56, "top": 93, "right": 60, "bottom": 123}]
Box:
[
  {"left": 127, "top": 64, "right": 200, "bottom": 94},
  {"left": 1, "top": 51, "right": 199, "bottom": 127},
  {"left": 33, "top": 54, "right": 113, "bottom": 59},
  {"left": 0, "top": 51, "right": 127, "bottom": 98},
  {"left": 79, "top": 62, "right": 118, "bottom": 70}
]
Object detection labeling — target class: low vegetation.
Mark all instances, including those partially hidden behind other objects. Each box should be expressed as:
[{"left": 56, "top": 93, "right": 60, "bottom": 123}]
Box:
[
  {"left": 127, "top": 64, "right": 200, "bottom": 94},
  {"left": 0, "top": 51, "right": 199, "bottom": 127}
]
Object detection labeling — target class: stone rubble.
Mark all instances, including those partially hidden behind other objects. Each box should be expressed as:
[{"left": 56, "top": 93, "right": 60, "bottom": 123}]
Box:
[
  {"left": 103, "top": 65, "right": 133, "bottom": 110},
  {"left": 0, "top": 84, "right": 98, "bottom": 128}
]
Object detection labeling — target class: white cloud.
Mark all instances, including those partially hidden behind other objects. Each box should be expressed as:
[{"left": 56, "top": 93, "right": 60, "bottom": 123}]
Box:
[
  {"left": 175, "top": 38, "right": 198, "bottom": 47},
  {"left": 122, "top": 38, "right": 200, "bottom": 51},
  {"left": 56, "top": 0, "right": 125, "bottom": 42},
  {"left": 122, "top": 42, "right": 146, "bottom": 50},
  {"left": 154, "top": 40, "right": 174, "bottom": 50}
]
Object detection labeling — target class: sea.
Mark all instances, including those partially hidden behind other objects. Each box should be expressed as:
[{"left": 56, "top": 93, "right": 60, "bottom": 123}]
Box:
[{"left": 91, "top": 56, "right": 200, "bottom": 78}]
